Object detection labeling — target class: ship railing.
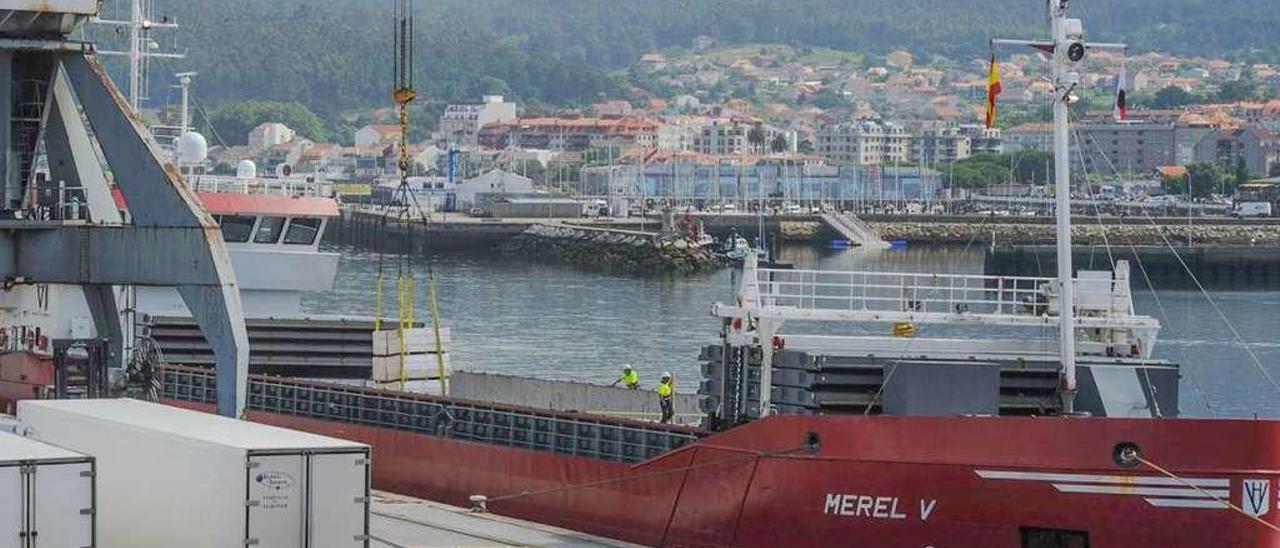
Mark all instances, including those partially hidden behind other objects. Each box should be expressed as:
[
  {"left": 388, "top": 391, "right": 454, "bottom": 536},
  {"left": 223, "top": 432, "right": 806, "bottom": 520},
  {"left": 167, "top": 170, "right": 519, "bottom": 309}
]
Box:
[
  {"left": 718, "top": 267, "right": 1159, "bottom": 331},
  {"left": 190, "top": 175, "right": 331, "bottom": 198},
  {"left": 157, "top": 365, "right": 704, "bottom": 464}
]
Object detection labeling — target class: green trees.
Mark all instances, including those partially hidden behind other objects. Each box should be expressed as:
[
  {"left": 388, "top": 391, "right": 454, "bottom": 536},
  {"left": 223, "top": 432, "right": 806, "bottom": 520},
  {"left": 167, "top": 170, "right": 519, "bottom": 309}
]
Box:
[
  {"left": 770, "top": 134, "right": 790, "bottom": 153},
  {"left": 140, "top": 0, "right": 1278, "bottom": 118},
  {"left": 204, "top": 101, "right": 330, "bottom": 145},
  {"left": 1149, "top": 86, "right": 1195, "bottom": 109},
  {"left": 747, "top": 125, "right": 767, "bottom": 153},
  {"left": 946, "top": 151, "right": 1052, "bottom": 189},
  {"left": 1163, "top": 162, "right": 1231, "bottom": 197},
  {"left": 1216, "top": 79, "right": 1259, "bottom": 103}
]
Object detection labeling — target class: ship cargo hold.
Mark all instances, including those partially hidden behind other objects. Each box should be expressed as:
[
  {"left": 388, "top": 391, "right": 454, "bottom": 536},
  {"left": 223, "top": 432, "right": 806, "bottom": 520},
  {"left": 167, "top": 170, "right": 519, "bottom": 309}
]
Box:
[
  {"left": 17, "top": 399, "right": 370, "bottom": 548},
  {"left": 0, "top": 429, "right": 95, "bottom": 548},
  {"left": 157, "top": 365, "right": 1280, "bottom": 548}
]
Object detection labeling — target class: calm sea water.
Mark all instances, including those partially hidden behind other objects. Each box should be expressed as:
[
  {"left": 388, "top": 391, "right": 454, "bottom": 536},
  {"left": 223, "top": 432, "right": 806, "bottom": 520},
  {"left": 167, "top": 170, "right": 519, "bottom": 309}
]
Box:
[{"left": 303, "top": 244, "right": 1280, "bottom": 419}]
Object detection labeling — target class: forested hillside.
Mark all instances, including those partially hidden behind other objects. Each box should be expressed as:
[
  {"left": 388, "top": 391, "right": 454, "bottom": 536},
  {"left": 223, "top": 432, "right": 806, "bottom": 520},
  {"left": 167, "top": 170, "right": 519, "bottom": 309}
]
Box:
[{"left": 97, "top": 0, "right": 1280, "bottom": 114}]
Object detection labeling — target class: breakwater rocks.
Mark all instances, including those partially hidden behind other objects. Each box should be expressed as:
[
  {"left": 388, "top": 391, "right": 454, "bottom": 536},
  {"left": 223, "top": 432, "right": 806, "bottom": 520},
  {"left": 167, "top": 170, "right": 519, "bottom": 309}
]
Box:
[
  {"left": 873, "top": 221, "right": 1280, "bottom": 246},
  {"left": 778, "top": 221, "right": 824, "bottom": 241},
  {"left": 499, "top": 224, "right": 725, "bottom": 275}
]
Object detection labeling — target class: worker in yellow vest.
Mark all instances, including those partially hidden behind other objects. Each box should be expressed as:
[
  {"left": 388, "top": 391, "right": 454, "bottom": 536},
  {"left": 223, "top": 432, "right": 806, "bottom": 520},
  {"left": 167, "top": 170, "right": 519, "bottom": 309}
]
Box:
[
  {"left": 657, "top": 371, "right": 674, "bottom": 424},
  {"left": 612, "top": 364, "right": 640, "bottom": 390}
]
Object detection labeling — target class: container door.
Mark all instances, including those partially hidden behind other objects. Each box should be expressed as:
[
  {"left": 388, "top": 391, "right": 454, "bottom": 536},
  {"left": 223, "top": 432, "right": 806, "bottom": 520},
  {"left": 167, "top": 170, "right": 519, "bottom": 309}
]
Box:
[
  {"left": 31, "top": 461, "right": 93, "bottom": 548},
  {"left": 308, "top": 452, "right": 368, "bottom": 548},
  {"left": 246, "top": 454, "right": 305, "bottom": 548},
  {"left": 0, "top": 465, "right": 23, "bottom": 548}
]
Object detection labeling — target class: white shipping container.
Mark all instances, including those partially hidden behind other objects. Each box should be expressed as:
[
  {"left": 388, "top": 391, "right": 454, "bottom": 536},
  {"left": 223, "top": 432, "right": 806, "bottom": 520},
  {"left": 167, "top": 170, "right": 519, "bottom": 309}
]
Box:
[
  {"left": 18, "top": 399, "right": 369, "bottom": 548},
  {"left": 371, "top": 354, "right": 451, "bottom": 382},
  {"left": 371, "top": 327, "right": 451, "bottom": 357},
  {"left": 0, "top": 430, "right": 94, "bottom": 548}
]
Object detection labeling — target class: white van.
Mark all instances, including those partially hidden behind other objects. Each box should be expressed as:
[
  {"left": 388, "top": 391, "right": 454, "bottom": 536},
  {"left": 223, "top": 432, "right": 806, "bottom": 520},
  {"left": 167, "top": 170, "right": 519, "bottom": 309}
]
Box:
[{"left": 1235, "top": 202, "right": 1273, "bottom": 218}]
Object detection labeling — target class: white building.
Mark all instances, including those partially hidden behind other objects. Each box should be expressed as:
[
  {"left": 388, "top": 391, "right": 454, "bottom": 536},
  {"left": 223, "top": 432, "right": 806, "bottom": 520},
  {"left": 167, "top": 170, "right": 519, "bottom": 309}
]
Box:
[
  {"left": 909, "top": 124, "right": 972, "bottom": 165},
  {"left": 452, "top": 169, "right": 535, "bottom": 210},
  {"left": 247, "top": 123, "right": 296, "bottom": 151},
  {"left": 816, "top": 118, "right": 910, "bottom": 166},
  {"left": 354, "top": 124, "right": 403, "bottom": 148},
  {"left": 438, "top": 95, "right": 518, "bottom": 146},
  {"left": 694, "top": 118, "right": 793, "bottom": 155}
]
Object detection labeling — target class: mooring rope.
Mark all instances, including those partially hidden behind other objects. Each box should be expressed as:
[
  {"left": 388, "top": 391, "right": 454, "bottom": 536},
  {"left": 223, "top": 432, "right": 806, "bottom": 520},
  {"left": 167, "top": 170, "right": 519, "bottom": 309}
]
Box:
[{"left": 1126, "top": 449, "right": 1280, "bottom": 534}]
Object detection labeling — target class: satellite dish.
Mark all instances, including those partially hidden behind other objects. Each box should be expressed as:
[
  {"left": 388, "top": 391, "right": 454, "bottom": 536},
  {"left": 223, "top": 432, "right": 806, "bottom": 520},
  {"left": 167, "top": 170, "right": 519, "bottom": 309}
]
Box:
[
  {"left": 236, "top": 159, "right": 257, "bottom": 180},
  {"left": 177, "top": 131, "right": 208, "bottom": 164}
]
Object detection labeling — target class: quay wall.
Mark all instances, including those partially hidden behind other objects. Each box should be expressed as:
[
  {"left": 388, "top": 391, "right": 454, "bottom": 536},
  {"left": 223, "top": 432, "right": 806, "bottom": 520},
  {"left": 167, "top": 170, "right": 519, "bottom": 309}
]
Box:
[
  {"left": 330, "top": 207, "right": 1280, "bottom": 250},
  {"left": 871, "top": 221, "right": 1280, "bottom": 246}
]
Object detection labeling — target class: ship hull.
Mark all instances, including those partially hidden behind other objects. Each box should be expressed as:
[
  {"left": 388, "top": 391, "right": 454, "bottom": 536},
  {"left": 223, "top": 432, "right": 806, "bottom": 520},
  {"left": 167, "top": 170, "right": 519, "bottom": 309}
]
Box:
[{"left": 165, "top": 399, "right": 1280, "bottom": 547}]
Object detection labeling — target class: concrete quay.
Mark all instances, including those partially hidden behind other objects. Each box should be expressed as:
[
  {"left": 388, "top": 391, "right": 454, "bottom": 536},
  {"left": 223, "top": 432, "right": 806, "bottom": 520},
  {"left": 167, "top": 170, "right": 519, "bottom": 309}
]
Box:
[{"left": 330, "top": 206, "right": 1280, "bottom": 250}]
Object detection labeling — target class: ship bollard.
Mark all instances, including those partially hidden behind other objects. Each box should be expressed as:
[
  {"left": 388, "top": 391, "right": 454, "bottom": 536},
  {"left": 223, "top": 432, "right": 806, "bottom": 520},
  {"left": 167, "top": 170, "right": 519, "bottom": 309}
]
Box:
[{"left": 469, "top": 495, "right": 489, "bottom": 513}]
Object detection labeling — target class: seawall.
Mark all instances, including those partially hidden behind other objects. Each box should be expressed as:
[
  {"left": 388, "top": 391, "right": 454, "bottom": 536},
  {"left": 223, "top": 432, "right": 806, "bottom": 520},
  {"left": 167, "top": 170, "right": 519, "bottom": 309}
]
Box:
[{"left": 498, "top": 223, "right": 724, "bottom": 275}]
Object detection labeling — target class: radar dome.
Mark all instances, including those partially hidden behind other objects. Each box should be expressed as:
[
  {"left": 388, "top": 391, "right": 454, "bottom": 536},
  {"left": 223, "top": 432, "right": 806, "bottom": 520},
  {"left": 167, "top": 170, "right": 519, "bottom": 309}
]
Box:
[
  {"left": 176, "top": 131, "right": 208, "bottom": 164},
  {"left": 236, "top": 159, "right": 258, "bottom": 180}
]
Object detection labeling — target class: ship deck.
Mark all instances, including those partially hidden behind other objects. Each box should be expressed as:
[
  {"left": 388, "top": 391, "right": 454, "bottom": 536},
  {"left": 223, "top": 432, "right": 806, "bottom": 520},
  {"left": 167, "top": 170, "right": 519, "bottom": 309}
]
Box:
[{"left": 371, "top": 490, "right": 636, "bottom": 547}]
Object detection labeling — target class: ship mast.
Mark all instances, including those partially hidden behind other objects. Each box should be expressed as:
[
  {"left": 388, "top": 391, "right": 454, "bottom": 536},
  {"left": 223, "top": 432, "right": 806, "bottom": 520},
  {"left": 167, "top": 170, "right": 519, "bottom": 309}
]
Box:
[
  {"left": 993, "top": 0, "right": 1125, "bottom": 414},
  {"left": 95, "top": 0, "right": 185, "bottom": 111}
]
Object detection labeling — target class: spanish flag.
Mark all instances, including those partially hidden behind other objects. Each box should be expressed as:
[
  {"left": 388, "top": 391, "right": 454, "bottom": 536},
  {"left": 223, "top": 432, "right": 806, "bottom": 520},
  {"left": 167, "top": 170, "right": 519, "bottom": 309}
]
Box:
[{"left": 985, "top": 54, "right": 1002, "bottom": 128}]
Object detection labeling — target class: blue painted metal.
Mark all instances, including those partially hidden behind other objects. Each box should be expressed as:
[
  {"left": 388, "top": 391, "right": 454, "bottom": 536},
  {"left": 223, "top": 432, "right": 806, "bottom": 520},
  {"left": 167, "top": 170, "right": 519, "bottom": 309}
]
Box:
[{"left": 57, "top": 53, "right": 248, "bottom": 417}]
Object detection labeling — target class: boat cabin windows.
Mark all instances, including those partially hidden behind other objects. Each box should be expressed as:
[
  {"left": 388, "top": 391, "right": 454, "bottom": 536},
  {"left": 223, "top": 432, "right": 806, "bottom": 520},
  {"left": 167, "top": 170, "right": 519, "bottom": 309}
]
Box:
[
  {"left": 254, "top": 216, "right": 286, "bottom": 244},
  {"left": 218, "top": 215, "right": 256, "bottom": 243},
  {"left": 1021, "top": 527, "right": 1089, "bottom": 548},
  {"left": 213, "top": 214, "right": 327, "bottom": 247},
  {"left": 283, "top": 217, "right": 322, "bottom": 245}
]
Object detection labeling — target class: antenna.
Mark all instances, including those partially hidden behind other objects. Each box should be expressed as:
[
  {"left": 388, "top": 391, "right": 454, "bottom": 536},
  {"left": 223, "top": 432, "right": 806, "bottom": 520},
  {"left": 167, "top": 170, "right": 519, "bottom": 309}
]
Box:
[
  {"left": 992, "top": 0, "right": 1126, "bottom": 415},
  {"left": 95, "top": 0, "right": 185, "bottom": 111}
]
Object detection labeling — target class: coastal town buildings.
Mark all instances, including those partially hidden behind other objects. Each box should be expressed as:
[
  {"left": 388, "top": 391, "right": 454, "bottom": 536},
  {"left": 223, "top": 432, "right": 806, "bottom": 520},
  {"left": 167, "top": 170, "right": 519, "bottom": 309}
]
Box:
[
  {"left": 354, "top": 124, "right": 404, "bottom": 148},
  {"left": 815, "top": 118, "right": 910, "bottom": 166},
  {"left": 1072, "top": 122, "right": 1177, "bottom": 175},
  {"left": 477, "top": 116, "right": 659, "bottom": 151},
  {"left": 248, "top": 123, "right": 296, "bottom": 150},
  {"left": 438, "top": 95, "right": 518, "bottom": 147}
]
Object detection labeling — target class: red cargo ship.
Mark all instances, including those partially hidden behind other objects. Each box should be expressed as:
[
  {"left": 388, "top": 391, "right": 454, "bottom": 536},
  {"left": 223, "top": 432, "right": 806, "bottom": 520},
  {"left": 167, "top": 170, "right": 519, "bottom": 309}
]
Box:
[
  {"left": 152, "top": 375, "right": 1280, "bottom": 548},
  {"left": 5, "top": 0, "right": 1280, "bottom": 546}
]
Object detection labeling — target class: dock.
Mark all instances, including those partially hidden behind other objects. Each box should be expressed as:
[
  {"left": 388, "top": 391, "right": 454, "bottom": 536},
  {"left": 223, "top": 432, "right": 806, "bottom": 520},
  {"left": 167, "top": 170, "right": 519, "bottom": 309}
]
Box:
[
  {"left": 371, "top": 491, "right": 638, "bottom": 547},
  {"left": 819, "top": 212, "right": 888, "bottom": 247}
]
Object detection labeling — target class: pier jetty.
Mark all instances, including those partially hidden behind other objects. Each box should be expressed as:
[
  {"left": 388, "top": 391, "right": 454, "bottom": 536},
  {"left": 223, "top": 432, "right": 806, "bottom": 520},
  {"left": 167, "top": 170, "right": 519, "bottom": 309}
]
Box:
[{"left": 499, "top": 223, "right": 724, "bottom": 275}]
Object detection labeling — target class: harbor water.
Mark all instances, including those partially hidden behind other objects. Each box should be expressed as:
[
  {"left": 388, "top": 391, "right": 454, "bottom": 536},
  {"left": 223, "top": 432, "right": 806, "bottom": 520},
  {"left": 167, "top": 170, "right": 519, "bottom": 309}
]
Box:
[{"left": 304, "top": 244, "right": 1280, "bottom": 419}]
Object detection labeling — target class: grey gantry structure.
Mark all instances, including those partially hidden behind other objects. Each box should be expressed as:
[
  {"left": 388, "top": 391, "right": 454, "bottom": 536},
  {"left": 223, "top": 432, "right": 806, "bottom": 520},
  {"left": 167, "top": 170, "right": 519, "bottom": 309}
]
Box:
[{"left": 0, "top": 1, "right": 248, "bottom": 417}]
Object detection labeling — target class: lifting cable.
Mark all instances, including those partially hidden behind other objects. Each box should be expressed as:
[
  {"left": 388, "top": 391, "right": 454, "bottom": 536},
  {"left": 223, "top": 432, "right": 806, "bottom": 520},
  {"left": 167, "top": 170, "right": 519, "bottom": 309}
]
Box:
[
  {"left": 374, "top": 0, "right": 442, "bottom": 392},
  {"left": 1074, "top": 120, "right": 1214, "bottom": 415},
  {"left": 1126, "top": 450, "right": 1280, "bottom": 534},
  {"left": 475, "top": 443, "right": 811, "bottom": 507},
  {"left": 863, "top": 211, "right": 996, "bottom": 415}
]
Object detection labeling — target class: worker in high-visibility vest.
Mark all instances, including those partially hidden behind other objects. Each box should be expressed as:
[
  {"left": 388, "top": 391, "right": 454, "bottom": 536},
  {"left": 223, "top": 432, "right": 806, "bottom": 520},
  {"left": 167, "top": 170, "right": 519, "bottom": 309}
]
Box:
[
  {"left": 657, "top": 371, "right": 674, "bottom": 424},
  {"left": 612, "top": 364, "right": 640, "bottom": 390}
]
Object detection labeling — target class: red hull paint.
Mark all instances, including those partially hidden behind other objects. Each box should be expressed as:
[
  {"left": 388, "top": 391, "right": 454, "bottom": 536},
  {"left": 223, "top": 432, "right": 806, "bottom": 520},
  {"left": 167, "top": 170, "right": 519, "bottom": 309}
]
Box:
[
  {"left": 166, "top": 400, "right": 1280, "bottom": 547},
  {"left": 0, "top": 353, "right": 52, "bottom": 414}
]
